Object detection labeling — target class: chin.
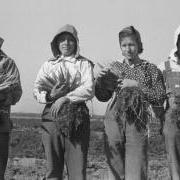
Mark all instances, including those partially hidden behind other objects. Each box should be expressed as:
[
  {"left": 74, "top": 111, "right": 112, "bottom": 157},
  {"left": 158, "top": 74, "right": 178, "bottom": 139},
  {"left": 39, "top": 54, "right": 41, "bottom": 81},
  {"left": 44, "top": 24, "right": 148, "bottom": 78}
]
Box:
[{"left": 126, "top": 57, "right": 134, "bottom": 61}]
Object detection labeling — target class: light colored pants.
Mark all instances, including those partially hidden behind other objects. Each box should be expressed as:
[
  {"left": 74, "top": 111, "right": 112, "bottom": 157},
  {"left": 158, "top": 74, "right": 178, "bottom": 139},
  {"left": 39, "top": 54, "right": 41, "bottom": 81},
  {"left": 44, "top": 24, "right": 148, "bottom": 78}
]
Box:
[
  {"left": 104, "top": 117, "right": 148, "bottom": 180},
  {"left": 164, "top": 97, "right": 180, "bottom": 180}
]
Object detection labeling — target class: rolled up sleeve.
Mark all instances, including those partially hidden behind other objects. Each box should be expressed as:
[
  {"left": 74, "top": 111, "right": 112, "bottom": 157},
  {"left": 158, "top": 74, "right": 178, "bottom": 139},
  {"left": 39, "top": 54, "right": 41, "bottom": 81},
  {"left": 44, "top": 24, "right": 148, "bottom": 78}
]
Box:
[{"left": 33, "top": 62, "right": 54, "bottom": 104}]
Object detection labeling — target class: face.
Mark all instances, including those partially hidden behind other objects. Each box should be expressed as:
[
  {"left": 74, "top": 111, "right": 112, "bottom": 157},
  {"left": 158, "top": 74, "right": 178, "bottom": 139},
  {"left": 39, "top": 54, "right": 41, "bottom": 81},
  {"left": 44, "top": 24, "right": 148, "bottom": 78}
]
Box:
[
  {"left": 120, "top": 36, "right": 139, "bottom": 60},
  {"left": 57, "top": 33, "right": 76, "bottom": 57}
]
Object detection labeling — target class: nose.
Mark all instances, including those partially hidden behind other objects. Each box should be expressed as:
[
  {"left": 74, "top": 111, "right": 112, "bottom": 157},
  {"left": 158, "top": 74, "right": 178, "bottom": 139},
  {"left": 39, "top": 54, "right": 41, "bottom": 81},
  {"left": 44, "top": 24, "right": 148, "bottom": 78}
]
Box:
[
  {"left": 125, "top": 45, "right": 131, "bottom": 52},
  {"left": 63, "top": 39, "right": 69, "bottom": 44}
]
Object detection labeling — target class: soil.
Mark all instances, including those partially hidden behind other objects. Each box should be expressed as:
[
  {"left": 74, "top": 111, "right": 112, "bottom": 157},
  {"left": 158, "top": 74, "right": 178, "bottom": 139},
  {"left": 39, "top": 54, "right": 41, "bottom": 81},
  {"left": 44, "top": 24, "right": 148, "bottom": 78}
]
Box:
[{"left": 5, "top": 117, "right": 171, "bottom": 180}]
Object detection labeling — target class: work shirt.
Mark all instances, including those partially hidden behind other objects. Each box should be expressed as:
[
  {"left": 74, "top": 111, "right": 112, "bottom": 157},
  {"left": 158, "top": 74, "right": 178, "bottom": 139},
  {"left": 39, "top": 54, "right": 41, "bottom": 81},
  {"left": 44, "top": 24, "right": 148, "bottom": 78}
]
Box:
[
  {"left": 33, "top": 55, "right": 94, "bottom": 104},
  {"left": 96, "top": 59, "right": 166, "bottom": 105}
]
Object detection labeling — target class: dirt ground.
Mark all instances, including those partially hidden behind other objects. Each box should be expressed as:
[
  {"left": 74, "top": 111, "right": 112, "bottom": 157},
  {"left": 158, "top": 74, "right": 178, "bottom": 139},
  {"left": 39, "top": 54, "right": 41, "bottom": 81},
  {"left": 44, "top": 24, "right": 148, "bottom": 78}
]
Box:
[{"left": 4, "top": 118, "right": 171, "bottom": 180}]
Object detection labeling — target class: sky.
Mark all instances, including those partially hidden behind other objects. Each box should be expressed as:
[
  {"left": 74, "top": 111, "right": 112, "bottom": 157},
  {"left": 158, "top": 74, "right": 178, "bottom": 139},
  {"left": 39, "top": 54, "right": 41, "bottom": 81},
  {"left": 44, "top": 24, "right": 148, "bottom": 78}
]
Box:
[{"left": 0, "top": 0, "right": 180, "bottom": 115}]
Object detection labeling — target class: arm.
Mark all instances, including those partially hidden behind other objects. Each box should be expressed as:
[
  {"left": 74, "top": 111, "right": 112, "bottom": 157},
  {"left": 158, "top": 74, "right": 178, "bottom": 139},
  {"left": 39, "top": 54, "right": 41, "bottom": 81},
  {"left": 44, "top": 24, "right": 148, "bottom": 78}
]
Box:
[
  {"left": 65, "top": 61, "right": 94, "bottom": 102},
  {"left": 33, "top": 62, "right": 56, "bottom": 104},
  {"left": 140, "top": 64, "right": 166, "bottom": 105},
  {"left": 3, "top": 58, "right": 22, "bottom": 105},
  {"left": 50, "top": 60, "right": 94, "bottom": 118},
  {"left": 140, "top": 64, "right": 166, "bottom": 134}
]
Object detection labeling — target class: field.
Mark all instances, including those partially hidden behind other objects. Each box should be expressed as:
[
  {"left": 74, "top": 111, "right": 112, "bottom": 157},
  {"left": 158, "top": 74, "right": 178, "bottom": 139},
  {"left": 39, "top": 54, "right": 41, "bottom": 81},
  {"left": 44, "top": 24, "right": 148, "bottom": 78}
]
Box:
[{"left": 4, "top": 113, "right": 171, "bottom": 180}]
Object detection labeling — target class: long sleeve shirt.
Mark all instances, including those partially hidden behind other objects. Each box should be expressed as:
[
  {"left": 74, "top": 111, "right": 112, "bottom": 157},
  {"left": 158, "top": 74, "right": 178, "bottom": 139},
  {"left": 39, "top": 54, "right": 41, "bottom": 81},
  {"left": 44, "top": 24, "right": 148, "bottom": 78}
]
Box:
[
  {"left": 95, "top": 60, "right": 166, "bottom": 105},
  {"left": 0, "top": 55, "right": 22, "bottom": 132},
  {"left": 33, "top": 56, "right": 94, "bottom": 104}
]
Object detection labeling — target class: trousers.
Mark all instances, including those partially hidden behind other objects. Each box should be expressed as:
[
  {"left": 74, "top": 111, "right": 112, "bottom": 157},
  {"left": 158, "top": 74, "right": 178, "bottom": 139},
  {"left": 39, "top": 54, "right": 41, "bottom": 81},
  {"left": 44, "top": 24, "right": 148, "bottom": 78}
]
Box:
[
  {"left": 164, "top": 97, "right": 180, "bottom": 180},
  {"left": 41, "top": 120, "right": 90, "bottom": 180},
  {"left": 0, "top": 133, "right": 9, "bottom": 180},
  {"left": 104, "top": 117, "right": 148, "bottom": 180}
]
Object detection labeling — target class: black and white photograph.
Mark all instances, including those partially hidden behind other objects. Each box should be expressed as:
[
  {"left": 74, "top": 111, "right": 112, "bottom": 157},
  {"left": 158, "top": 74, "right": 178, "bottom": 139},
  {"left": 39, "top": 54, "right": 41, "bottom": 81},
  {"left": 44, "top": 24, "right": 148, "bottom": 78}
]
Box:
[{"left": 0, "top": 0, "right": 180, "bottom": 179}]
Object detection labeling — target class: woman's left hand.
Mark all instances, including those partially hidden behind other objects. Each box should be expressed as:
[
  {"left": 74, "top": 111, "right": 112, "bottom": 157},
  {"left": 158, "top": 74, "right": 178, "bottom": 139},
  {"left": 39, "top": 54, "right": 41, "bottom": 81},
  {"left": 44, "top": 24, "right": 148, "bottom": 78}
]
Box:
[
  {"left": 50, "top": 96, "right": 70, "bottom": 119},
  {"left": 119, "top": 79, "right": 139, "bottom": 89}
]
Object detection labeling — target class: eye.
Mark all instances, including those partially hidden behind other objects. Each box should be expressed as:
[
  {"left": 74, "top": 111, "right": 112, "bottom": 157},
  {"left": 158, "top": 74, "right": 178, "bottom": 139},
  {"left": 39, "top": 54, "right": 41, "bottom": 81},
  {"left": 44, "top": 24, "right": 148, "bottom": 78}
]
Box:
[
  {"left": 121, "top": 43, "right": 127, "bottom": 47},
  {"left": 67, "top": 36, "right": 75, "bottom": 42},
  {"left": 57, "top": 36, "right": 66, "bottom": 43}
]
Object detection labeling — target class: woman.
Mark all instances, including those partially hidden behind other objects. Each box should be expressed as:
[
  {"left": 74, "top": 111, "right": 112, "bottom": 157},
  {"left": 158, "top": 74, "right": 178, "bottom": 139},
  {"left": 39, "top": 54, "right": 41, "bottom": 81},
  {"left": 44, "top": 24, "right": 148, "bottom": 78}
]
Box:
[
  {"left": 158, "top": 25, "right": 180, "bottom": 180},
  {"left": 33, "top": 24, "right": 94, "bottom": 180},
  {"left": 0, "top": 37, "right": 22, "bottom": 180},
  {"left": 95, "top": 26, "right": 166, "bottom": 180}
]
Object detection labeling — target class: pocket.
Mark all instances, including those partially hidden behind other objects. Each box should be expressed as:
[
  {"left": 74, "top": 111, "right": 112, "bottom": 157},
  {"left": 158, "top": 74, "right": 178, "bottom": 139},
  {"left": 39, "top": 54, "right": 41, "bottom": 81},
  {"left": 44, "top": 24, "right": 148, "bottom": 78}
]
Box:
[{"left": 41, "top": 104, "right": 54, "bottom": 121}]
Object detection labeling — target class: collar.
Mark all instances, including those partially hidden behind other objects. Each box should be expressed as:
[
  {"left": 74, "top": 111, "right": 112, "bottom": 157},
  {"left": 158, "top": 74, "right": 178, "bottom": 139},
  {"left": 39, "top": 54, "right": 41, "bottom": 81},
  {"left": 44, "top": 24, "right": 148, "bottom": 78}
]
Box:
[
  {"left": 59, "top": 55, "right": 77, "bottom": 62},
  {"left": 123, "top": 59, "right": 144, "bottom": 68},
  {"left": 50, "top": 55, "right": 79, "bottom": 64}
]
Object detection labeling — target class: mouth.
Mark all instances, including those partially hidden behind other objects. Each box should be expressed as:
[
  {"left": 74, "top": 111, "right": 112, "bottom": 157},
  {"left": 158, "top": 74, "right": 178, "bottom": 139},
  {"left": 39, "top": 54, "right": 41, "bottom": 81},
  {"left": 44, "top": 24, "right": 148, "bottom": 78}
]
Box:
[
  {"left": 62, "top": 47, "right": 71, "bottom": 52},
  {"left": 62, "top": 46, "right": 69, "bottom": 49}
]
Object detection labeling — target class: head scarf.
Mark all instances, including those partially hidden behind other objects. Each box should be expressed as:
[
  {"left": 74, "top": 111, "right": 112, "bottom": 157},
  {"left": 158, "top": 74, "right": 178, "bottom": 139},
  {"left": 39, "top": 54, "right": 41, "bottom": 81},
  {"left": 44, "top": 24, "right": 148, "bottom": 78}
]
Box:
[
  {"left": 169, "top": 25, "right": 180, "bottom": 61},
  {"left": 51, "top": 24, "right": 80, "bottom": 58}
]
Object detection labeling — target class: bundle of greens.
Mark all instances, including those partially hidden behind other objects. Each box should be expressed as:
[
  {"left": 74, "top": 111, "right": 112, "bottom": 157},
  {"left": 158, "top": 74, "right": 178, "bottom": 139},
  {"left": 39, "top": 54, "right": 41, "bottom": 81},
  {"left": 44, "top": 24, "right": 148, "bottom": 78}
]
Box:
[{"left": 114, "top": 86, "right": 150, "bottom": 131}]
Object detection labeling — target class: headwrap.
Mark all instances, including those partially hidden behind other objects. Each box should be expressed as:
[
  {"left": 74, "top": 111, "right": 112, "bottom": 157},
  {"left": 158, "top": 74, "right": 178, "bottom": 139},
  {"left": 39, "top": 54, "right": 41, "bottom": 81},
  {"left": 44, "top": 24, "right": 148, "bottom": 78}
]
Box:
[
  {"left": 169, "top": 25, "right": 180, "bottom": 61},
  {"left": 119, "top": 26, "right": 143, "bottom": 54}
]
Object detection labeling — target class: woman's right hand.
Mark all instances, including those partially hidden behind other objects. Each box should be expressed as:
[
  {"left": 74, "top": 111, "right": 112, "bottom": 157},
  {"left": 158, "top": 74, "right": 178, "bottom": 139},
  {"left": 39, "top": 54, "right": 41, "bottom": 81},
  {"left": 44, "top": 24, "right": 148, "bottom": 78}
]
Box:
[{"left": 50, "top": 96, "right": 70, "bottom": 118}]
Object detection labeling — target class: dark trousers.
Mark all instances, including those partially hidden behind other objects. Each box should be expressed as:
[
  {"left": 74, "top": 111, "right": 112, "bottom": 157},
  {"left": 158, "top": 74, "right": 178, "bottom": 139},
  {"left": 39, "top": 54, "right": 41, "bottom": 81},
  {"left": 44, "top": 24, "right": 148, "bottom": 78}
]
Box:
[
  {"left": 164, "top": 98, "right": 180, "bottom": 180},
  {"left": 104, "top": 118, "right": 148, "bottom": 180},
  {"left": 0, "top": 132, "right": 9, "bottom": 180},
  {"left": 41, "top": 121, "right": 90, "bottom": 180}
]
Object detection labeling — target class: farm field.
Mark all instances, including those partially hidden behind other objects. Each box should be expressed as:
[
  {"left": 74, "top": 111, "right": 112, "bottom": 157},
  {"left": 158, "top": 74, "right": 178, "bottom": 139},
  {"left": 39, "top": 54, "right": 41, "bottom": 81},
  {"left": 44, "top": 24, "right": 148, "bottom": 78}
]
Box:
[{"left": 5, "top": 113, "right": 171, "bottom": 180}]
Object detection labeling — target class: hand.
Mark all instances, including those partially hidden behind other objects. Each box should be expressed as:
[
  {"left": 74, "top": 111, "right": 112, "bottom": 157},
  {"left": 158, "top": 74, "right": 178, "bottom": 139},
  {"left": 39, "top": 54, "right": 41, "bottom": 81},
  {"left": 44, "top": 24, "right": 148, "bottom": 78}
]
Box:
[
  {"left": 96, "top": 67, "right": 110, "bottom": 78},
  {"left": 49, "top": 82, "right": 70, "bottom": 101},
  {"left": 96, "top": 68, "right": 118, "bottom": 91},
  {"left": 119, "top": 79, "right": 139, "bottom": 89},
  {"left": 50, "top": 96, "right": 70, "bottom": 119}
]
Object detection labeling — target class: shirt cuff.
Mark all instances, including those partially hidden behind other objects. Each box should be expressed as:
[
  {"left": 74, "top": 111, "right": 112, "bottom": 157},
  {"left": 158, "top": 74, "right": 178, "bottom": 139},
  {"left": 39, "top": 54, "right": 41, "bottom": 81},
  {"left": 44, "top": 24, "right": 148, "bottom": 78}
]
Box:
[{"left": 37, "top": 91, "right": 47, "bottom": 104}]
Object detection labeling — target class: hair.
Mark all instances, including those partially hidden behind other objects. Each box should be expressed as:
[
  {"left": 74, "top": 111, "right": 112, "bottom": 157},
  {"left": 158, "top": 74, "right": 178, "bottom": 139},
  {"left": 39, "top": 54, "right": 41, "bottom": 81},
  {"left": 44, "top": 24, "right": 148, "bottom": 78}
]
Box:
[
  {"left": 119, "top": 26, "right": 143, "bottom": 54},
  {"left": 176, "top": 34, "right": 180, "bottom": 47}
]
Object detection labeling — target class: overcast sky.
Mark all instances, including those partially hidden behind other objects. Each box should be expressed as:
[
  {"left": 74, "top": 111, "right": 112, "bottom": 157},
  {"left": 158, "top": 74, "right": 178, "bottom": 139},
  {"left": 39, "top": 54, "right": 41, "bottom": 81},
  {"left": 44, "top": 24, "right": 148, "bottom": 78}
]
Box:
[{"left": 0, "top": 0, "right": 179, "bottom": 115}]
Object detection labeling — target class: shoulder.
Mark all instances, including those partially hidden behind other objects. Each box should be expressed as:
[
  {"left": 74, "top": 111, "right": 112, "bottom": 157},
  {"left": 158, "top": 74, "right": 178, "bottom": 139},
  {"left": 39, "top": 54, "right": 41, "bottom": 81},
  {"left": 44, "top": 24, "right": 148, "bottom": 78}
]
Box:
[
  {"left": 36, "top": 58, "right": 56, "bottom": 73},
  {"left": 141, "top": 59, "right": 159, "bottom": 70},
  {"left": 47, "top": 57, "right": 58, "bottom": 63},
  {"left": 77, "top": 55, "right": 94, "bottom": 67},
  {"left": 0, "top": 56, "right": 16, "bottom": 68},
  {"left": 110, "top": 60, "right": 123, "bottom": 65},
  {"left": 108, "top": 60, "right": 124, "bottom": 69},
  {"left": 158, "top": 61, "right": 166, "bottom": 71},
  {"left": 44, "top": 57, "right": 59, "bottom": 66}
]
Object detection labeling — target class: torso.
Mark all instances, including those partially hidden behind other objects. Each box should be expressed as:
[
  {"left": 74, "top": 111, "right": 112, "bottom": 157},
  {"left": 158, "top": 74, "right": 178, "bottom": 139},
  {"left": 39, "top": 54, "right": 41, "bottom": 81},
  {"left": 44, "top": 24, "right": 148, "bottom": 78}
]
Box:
[
  {"left": 164, "top": 60, "right": 180, "bottom": 95},
  {"left": 110, "top": 59, "right": 153, "bottom": 88}
]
